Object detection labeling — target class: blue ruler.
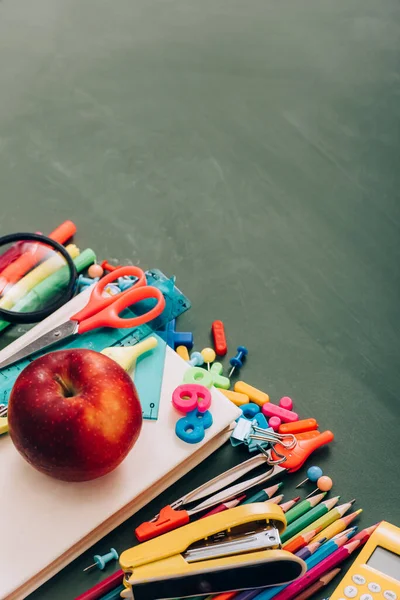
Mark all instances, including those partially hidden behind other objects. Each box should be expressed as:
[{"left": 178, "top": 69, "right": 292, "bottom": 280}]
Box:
[{"left": 0, "top": 270, "right": 190, "bottom": 420}]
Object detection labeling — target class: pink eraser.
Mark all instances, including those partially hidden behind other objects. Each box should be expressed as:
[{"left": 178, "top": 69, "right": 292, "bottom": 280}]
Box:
[
  {"left": 262, "top": 402, "right": 299, "bottom": 423},
  {"left": 268, "top": 416, "right": 282, "bottom": 431},
  {"left": 279, "top": 396, "right": 293, "bottom": 411}
]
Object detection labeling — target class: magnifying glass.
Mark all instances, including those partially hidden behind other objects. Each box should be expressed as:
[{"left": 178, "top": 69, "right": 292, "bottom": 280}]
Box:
[{"left": 0, "top": 232, "right": 78, "bottom": 324}]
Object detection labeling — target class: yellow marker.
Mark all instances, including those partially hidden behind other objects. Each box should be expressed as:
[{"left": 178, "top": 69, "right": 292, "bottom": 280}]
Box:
[
  {"left": 176, "top": 345, "right": 190, "bottom": 361},
  {"left": 101, "top": 336, "right": 158, "bottom": 374},
  {"left": 0, "top": 244, "right": 80, "bottom": 311},
  {"left": 220, "top": 389, "right": 249, "bottom": 406},
  {"left": 234, "top": 381, "right": 270, "bottom": 406}
]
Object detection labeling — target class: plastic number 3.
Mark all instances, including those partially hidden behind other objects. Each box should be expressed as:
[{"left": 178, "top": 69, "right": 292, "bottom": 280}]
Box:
[{"left": 175, "top": 409, "right": 213, "bottom": 444}]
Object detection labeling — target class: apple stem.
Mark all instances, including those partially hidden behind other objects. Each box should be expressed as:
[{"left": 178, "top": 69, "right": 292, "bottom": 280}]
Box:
[{"left": 54, "top": 375, "right": 76, "bottom": 398}]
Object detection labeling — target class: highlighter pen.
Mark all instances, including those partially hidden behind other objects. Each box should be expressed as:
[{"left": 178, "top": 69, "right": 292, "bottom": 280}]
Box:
[
  {"left": 0, "top": 249, "right": 96, "bottom": 333},
  {"left": 0, "top": 220, "right": 76, "bottom": 291},
  {"left": 0, "top": 244, "right": 80, "bottom": 311}
]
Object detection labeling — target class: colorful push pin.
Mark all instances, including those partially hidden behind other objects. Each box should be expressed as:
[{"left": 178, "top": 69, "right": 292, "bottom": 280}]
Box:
[
  {"left": 167, "top": 319, "right": 194, "bottom": 350},
  {"left": 306, "top": 476, "right": 333, "bottom": 498},
  {"left": 88, "top": 263, "right": 104, "bottom": 279},
  {"left": 296, "top": 466, "right": 323, "bottom": 489},
  {"left": 228, "top": 346, "right": 248, "bottom": 377},
  {"left": 176, "top": 345, "right": 190, "bottom": 361},
  {"left": 201, "top": 347, "right": 216, "bottom": 370},
  {"left": 279, "top": 396, "right": 293, "bottom": 411},
  {"left": 83, "top": 548, "right": 119, "bottom": 572},
  {"left": 187, "top": 351, "right": 204, "bottom": 367}
]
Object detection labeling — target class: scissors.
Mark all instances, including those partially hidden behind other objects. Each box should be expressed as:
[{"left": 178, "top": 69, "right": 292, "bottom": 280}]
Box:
[{"left": 0, "top": 266, "right": 166, "bottom": 370}]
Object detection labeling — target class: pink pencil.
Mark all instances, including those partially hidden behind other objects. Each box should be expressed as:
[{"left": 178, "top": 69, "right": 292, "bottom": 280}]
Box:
[{"left": 272, "top": 540, "right": 361, "bottom": 600}]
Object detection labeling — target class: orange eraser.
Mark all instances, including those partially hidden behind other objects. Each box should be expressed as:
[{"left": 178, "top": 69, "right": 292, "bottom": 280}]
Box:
[
  {"left": 234, "top": 381, "right": 270, "bottom": 406},
  {"left": 279, "top": 418, "right": 319, "bottom": 435}
]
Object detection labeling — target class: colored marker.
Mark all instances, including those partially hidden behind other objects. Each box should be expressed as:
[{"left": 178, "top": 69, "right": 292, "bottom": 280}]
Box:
[
  {"left": 293, "top": 568, "right": 341, "bottom": 600},
  {"left": 0, "top": 220, "right": 76, "bottom": 292},
  {"left": 283, "top": 528, "right": 321, "bottom": 554},
  {"left": 295, "top": 538, "right": 326, "bottom": 561},
  {"left": 281, "top": 496, "right": 340, "bottom": 543},
  {"left": 283, "top": 499, "right": 354, "bottom": 545},
  {"left": 280, "top": 496, "right": 301, "bottom": 513},
  {"left": 242, "top": 482, "right": 283, "bottom": 504},
  {"left": 312, "top": 509, "right": 362, "bottom": 542},
  {"left": 284, "top": 492, "right": 326, "bottom": 525},
  {"left": 271, "top": 540, "right": 362, "bottom": 600}
]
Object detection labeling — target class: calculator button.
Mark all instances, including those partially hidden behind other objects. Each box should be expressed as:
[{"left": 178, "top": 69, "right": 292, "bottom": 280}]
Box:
[
  {"left": 345, "top": 586, "right": 358, "bottom": 598},
  {"left": 360, "top": 595, "right": 373, "bottom": 600},
  {"left": 352, "top": 575, "right": 367, "bottom": 585},
  {"left": 368, "top": 583, "right": 381, "bottom": 593},
  {"left": 383, "top": 592, "right": 397, "bottom": 600}
]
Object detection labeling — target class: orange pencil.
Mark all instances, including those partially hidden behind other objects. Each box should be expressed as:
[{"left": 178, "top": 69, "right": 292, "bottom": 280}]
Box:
[{"left": 282, "top": 526, "right": 322, "bottom": 554}]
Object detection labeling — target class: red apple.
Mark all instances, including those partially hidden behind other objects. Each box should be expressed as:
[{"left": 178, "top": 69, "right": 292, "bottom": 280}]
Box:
[{"left": 8, "top": 349, "right": 142, "bottom": 481}]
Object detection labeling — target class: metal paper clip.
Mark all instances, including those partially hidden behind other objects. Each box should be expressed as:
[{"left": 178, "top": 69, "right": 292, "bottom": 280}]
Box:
[{"left": 249, "top": 427, "right": 297, "bottom": 465}]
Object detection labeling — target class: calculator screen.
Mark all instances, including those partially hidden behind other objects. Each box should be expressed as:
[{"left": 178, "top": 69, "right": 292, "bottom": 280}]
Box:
[{"left": 367, "top": 546, "right": 400, "bottom": 582}]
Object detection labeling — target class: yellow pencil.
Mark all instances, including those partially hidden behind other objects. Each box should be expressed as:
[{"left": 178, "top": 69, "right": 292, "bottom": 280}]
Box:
[
  {"left": 312, "top": 509, "right": 362, "bottom": 542},
  {"left": 283, "top": 500, "right": 355, "bottom": 545}
]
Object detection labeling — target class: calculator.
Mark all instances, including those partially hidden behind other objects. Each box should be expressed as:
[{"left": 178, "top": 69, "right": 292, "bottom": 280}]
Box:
[{"left": 331, "top": 521, "right": 400, "bottom": 600}]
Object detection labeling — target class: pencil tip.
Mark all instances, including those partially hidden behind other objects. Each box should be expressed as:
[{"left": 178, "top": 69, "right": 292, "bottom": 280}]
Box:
[{"left": 349, "top": 498, "right": 356, "bottom": 505}]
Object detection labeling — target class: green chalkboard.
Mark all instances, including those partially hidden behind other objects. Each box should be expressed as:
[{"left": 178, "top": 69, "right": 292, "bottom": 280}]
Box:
[{"left": 0, "top": 0, "right": 399, "bottom": 598}]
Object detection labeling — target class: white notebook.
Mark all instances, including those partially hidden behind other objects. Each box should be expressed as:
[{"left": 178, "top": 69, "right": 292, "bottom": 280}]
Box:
[{"left": 0, "top": 294, "right": 240, "bottom": 600}]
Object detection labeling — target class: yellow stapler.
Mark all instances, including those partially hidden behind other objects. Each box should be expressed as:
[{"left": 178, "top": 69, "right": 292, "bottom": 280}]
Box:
[{"left": 120, "top": 503, "right": 306, "bottom": 600}]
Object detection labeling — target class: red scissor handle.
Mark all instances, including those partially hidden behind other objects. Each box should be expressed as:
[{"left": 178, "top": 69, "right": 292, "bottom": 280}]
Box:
[
  {"left": 271, "top": 430, "right": 334, "bottom": 472},
  {"left": 71, "top": 266, "right": 166, "bottom": 334}
]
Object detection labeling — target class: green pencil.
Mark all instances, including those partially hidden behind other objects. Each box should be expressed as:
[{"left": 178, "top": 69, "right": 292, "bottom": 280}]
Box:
[
  {"left": 289, "top": 500, "right": 355, "bottom": 538},
  {"left": 285, "top": 492, "right": 327, "bottom": 525},
  {"left": 281, "top": 496, "right": 340, "bottom": 543}
]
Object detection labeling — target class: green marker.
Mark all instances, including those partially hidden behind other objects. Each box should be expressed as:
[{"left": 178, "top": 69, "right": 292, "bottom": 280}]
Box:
[
  {"left": 242, "top": 482, "right": 283, "bottom": 504},
  {"left": 281, "top": 496, "right": 340, "bottom": 543},
  {"left": 285, "top": 491, "right": 327, "bottom": 525},
  {"left": 0, "top": 249, "right": 96, "bottom": 332}
]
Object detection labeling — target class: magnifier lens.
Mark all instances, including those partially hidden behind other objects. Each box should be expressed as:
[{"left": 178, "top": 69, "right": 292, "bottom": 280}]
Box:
[{"left": 0, "top": 236, "right": 76, "bottom": 323}]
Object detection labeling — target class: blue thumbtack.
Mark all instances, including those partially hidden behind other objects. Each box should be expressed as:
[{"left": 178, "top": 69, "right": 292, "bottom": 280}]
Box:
[
  {"left": 83, "top": 548, "right": 119, "bottom": 572},
  {"left": 228, "top": 346, "right": 248, "bottom": 377},
  {"left": 187, "top": 351, "right": 204, "bottom": 367},
  {"left": 166, "top": 319, "right": 194, "bottom": 350}
]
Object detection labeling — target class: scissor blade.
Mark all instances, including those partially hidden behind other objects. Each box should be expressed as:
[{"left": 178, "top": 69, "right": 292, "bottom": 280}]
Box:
[
  {"left": 0, "top": 320, "right": 78, "bottom": 370},
  {"left": 189, "top": 462, "right": 286, "bottom": 516}
]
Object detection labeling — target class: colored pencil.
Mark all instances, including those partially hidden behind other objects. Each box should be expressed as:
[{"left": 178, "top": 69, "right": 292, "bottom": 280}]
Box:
[
  {"left": 283, "top": 499, "right": 354, "bottom": 545},
  {"left": 268, "top": 494, "right": 284, "bottom": 505},
  {"left": 312, "top": 509, "right": 362, "bottom": 542},
  {"left": 293, "top": 568, "right": 341, "bottom": 600},
  {"left": 282, "top": 527, "right": 321, "bottom": 554},
  {"left": 271, "top": 539, "right": 361, "bottom": 600},
  {"left": 284, "top": 492, "right": 326, "bottom": 525},
  {"left": 202, "top": 495, "right": 246, "bottom": 518},
  {"left": 281, "top": 496, "right": 340, "bottom": 543},
  {"left": 279, "top": 497, "right": 300, "bottom": 513},
  {"left": 331, "top": 525, "right": 358, "bottom": 540},
  {"left": 295, "top": 538, "right": 326, "bottom": 561},
  {"left": 309, "top": 528, "right": 356, "bottom": 564},
  {"left": 242, "top": 482, "right": 283, "bottom": 504},
  {"left": 75, "top": 570, "right": 123, "bottom": 600},
  {"left": 351, "top": 522, "right": 380, "bottom": 544},
  {"left": 98, "top": 586, "right": 125, "bottom": 600}
]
